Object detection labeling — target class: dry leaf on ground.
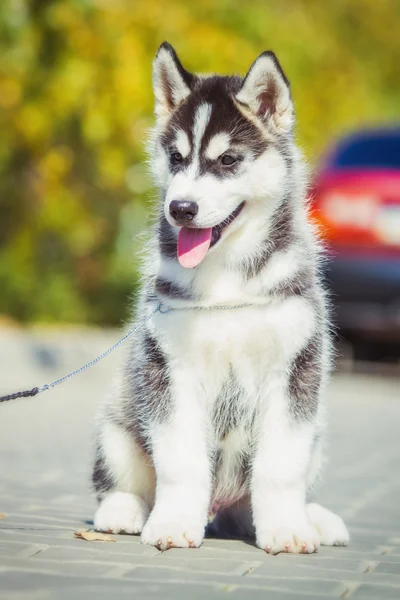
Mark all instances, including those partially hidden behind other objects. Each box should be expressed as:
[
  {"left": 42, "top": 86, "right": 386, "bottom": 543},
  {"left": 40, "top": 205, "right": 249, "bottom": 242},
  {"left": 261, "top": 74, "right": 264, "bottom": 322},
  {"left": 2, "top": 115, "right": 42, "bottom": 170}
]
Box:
[{"left": 74, "top": 530, "right": 115, "bottom": 542}]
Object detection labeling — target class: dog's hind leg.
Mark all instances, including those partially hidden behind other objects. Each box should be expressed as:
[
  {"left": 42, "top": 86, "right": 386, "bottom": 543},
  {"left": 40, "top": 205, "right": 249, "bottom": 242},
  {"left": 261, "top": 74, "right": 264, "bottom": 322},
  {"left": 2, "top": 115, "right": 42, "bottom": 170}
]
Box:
[
  {"left": 306, "top": 432, "right": 325, "bottom": 498},
  {"left": 304, "top": 432, "right": 349, "bottom": 546},
  {"left": 306, "top": 503, "right": 349, "bottom": 546},
  {"left": 93, "top": 420, "right": 155, "bottom": 535},
  {"left": 208, "top": 498, "right": 349, "bottom": 547}
]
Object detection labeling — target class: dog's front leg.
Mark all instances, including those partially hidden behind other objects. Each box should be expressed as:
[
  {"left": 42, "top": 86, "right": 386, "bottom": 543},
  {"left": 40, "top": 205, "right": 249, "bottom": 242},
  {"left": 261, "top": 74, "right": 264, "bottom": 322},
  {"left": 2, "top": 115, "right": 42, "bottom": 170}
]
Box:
[
  {"left": 251, "top": 384, "right": 319, "bottom": 555},
  {"left": 141, "top": 368, "right": 211, "bottom": 550}
]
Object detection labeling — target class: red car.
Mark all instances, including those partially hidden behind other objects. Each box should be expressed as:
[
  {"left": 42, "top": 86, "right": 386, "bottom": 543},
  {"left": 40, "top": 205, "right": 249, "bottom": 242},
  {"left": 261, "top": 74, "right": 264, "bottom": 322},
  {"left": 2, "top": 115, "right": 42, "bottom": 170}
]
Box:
[{"left": 311, "top": 127, "right": 400, "bottom": 360}]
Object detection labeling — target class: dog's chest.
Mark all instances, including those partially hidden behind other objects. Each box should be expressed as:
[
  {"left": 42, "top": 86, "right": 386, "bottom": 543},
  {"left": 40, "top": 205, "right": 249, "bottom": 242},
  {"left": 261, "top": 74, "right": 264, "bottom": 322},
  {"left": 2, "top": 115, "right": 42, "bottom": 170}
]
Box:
[{"left": 155, "top": 293, "right": 313, "bottom": 379}]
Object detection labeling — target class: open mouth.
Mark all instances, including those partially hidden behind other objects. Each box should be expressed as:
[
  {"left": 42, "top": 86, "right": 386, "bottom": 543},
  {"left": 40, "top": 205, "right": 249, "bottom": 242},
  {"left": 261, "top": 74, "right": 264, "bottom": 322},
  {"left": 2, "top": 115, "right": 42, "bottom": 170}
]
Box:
[
  {"left": 210, "top": 201, "right": 245, "bottom": 248},
  {"left": 177, "top": 202, "right": 245, "bottom": 269}
]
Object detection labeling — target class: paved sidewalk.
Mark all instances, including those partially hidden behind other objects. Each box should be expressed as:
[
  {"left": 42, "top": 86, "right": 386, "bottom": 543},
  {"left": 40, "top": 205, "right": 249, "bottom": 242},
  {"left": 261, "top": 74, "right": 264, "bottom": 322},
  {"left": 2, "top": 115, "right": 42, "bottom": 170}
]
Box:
[{"left": 0, "top": 330, "right": 399, "bottom": 599}]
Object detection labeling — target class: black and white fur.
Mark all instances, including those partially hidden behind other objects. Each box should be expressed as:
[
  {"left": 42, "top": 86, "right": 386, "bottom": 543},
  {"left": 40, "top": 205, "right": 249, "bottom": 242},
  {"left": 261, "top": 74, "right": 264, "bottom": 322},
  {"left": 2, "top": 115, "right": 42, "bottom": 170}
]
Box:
[{"left": 92, "top": 43, "right": 349, "bottom": 554}]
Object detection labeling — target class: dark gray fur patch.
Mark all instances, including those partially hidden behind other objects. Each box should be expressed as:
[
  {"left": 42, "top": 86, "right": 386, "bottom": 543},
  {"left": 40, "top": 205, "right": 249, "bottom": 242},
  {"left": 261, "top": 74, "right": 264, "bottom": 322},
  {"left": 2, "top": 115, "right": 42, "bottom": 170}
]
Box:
[
  {"left": 276, "top": 134, "right": 294, "bottom": 172},
  {"left": 92, "top": 446, "right": 114, "bottom": 501},
  {"left": 212, "top": 371, "right": 248, "bottom": 441},
  {"left": 269, "top": 198, "right": 295, "bottom": 254},
  {"left": 271, "top": 267, "right": 315, "bottom": 299},
  {"left": 288, "top": 335, "right": 322, "bottom": 421},
  {"left": 155, "top": 277, "right": 193, "bottom": 300},
  {"left": 244, "top": 197, "right": 295, "bottom": 279},
  {"left": 158, "top": 216, "right": 177, "bottom": 260},
  {"left": 123, "top": 331, "right": 171, "bottom": 453}
]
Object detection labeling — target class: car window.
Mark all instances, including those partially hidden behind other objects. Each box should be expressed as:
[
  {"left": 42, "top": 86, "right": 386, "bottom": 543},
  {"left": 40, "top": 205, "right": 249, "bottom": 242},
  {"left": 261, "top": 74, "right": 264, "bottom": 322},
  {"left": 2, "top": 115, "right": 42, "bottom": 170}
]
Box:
[{"left": 331, "top": 132, "right": 400, "bottom": 169}]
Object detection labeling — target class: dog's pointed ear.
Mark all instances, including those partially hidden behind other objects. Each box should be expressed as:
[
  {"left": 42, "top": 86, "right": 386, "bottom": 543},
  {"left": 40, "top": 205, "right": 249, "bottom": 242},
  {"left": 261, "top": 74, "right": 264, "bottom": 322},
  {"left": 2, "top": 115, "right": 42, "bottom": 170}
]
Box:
[
  {"left": 152, "top": 42, "right": 194, "bottom": 120},
  {"left": 236, "top": 51, "right": 294, "bottom": 134}
]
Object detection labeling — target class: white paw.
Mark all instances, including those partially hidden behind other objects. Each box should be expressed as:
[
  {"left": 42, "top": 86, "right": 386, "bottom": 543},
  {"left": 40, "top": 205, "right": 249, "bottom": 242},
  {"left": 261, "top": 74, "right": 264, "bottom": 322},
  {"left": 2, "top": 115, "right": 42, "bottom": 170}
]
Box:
[
  {"left": 141, "top": 516, "right": 205, "bottom": 550},
  {"left": 94, "top": 492, "right": 149, "bottom": 535},
  {"left": 256, "top": 520, "right": 320, "bottom": 555},
  {"left": 307, "top": 503, "right": 349, "bottom": 546}
]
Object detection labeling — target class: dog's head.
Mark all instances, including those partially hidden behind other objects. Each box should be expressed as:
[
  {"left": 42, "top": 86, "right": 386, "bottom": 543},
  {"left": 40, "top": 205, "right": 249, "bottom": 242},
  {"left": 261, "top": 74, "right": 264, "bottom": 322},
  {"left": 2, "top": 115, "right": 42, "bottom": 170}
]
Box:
[{"left": 151, "top": 42, "right": 296, "bottom": 269}]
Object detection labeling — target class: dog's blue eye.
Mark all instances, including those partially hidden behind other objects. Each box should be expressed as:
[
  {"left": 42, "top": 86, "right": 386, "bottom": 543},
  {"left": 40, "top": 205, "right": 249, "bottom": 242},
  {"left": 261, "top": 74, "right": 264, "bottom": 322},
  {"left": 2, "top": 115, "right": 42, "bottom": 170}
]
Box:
[
  {"left": 171, "top": 152, "right": 183, "bottom": 164},
  {"left": 221, "top": 154, "right": 236, "bottom": 166}
]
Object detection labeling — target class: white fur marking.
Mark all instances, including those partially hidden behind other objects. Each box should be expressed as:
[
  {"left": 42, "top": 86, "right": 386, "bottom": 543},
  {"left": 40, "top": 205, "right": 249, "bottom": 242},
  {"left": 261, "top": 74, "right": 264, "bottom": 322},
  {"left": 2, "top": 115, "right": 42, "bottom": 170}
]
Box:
[
  {"left": 192, "top": 104, "right": 212, "bottom": 169},
  {"left": 205, "top": 133, "right": 231, "bottom": 160},
  {"left": 260, "top": 247, "right": 301, "bottom": 292},
  {"left": 174, "top": 129, "right": 191, "bottom": 158}
]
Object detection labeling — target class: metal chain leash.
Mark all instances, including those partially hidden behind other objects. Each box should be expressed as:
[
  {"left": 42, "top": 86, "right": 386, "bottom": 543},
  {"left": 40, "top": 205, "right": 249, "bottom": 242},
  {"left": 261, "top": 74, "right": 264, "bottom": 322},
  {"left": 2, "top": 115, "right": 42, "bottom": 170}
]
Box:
[{"left": 0, "top": 300, "right": 257, "bottom": 403}]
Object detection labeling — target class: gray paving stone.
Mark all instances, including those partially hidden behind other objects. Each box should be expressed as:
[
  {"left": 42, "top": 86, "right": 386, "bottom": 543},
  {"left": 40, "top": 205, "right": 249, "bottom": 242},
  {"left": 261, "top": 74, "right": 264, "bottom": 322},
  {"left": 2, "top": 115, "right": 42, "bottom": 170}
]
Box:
[
  {"left": 122, "top": 566, "right": 344, "bottom": 594},
  {"left": 250, "top": 563, "right": 400, "bottom": 587},
  {"left": 250, "top": 561, "right": 365, "bottom": 579},
  {"left": 0, "top": 572, "right": 336, "bottom": 600},
  {"left": 0, "top": 542, "right": 41, "bottom": 558},
  {"left": 35, "top": 542, "right": 160, "bottom": 560},
  {"left": 259, "top": 554, "right": 367, "bottom": 571},
  {"left": 0, "top": 557, "right": 113, "bottom": 578},
  {"left": 350, "top": 583, "right": 400, "bottom": 599},
  {"left": 0, "top": 572, "right": 226, "bottom": 600},
  {"left": 162, "top": 546, "right": 263, "bottom": 561},
  {"left": 374, "top": 561, "right": 400, "bottom": 575}
]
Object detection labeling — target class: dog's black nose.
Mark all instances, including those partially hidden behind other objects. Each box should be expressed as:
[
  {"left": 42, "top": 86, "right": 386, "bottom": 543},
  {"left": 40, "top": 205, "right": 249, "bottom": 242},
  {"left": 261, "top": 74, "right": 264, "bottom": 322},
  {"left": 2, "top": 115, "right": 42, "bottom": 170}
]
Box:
[{"left": 169, "top": 200, "right": 198, "bottom": 223}]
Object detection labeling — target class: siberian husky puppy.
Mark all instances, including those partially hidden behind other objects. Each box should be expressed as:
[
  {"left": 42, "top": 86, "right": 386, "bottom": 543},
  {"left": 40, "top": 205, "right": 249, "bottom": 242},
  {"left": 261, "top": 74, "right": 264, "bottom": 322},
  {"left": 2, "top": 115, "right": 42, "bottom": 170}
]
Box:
[{"left": 92, "top": 43, "right": 349, "bottom": 554}]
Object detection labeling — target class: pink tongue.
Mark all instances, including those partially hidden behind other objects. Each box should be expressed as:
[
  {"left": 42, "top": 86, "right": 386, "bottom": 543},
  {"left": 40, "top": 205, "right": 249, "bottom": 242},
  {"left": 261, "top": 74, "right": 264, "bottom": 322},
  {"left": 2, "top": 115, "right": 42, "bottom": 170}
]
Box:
[{"left": 177, "top": 227, "right": 213, "bottom": 268}]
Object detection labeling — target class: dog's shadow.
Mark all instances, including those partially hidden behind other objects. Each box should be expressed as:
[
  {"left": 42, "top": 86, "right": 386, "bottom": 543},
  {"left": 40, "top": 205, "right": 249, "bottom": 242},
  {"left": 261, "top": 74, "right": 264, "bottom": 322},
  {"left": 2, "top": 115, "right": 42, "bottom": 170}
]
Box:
[
  {"left": 83, "top": 519, "right": 257, "bottom": 547},
  {"left": 205, "top": 520, "right": 257, "bottom": 547}
]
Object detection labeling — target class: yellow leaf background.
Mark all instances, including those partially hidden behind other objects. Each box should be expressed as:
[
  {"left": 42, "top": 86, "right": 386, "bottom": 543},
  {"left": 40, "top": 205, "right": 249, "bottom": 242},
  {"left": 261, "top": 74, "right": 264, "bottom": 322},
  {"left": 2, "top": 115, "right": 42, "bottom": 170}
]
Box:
[{"left": 0, "top": 0, "right": 399, "bottom": 324}]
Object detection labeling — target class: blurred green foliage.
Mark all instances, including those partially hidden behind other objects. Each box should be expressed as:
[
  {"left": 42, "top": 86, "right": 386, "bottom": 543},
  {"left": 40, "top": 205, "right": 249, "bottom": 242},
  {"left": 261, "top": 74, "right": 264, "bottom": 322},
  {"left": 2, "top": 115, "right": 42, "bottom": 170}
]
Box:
[{"left": 0, "top": 0, "right": 399, "bottom": 325}]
